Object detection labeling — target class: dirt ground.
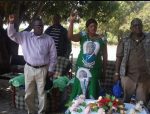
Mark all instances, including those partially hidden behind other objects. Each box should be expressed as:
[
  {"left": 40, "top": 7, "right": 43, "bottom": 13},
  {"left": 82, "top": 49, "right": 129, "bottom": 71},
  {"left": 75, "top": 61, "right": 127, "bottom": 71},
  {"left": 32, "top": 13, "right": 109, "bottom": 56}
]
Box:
[
  {"left": 0, "top": 79, "right": 66, "bottom": 114},
  {"left": 0, "top": 79, "right": 27, "bottom": 114}
]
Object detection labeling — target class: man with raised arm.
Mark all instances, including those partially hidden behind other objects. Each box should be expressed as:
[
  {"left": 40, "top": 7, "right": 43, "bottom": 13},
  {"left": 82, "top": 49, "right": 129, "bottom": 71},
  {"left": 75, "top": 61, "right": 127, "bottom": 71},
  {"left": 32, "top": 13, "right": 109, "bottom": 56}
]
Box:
[{"left": 7, "top": 14, "right": 57, "bottom": 114}]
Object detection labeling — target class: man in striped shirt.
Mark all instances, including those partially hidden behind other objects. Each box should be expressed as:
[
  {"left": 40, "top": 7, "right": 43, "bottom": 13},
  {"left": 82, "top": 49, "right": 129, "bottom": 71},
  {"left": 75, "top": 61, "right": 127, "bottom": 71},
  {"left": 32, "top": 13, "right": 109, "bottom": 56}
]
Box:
[
  {"left": 45, "top": 14, "right": 72, "bottom": 77},
  {"left": 45, "top": 14, "right": 71, "bottom": 59}
]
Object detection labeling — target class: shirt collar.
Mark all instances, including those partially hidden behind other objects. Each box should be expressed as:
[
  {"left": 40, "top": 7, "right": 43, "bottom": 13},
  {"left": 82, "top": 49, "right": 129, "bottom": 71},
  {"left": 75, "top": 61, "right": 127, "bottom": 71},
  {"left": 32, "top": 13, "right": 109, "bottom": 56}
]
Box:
[
  {"left": 130, "top": 32, "right": 145, "bottom": 42},
  {"left": 52, "top": 24, "right": 62, "bottom": 27},
  {"left": 31, "top": 32, "right": 45, "bottom": 39}
]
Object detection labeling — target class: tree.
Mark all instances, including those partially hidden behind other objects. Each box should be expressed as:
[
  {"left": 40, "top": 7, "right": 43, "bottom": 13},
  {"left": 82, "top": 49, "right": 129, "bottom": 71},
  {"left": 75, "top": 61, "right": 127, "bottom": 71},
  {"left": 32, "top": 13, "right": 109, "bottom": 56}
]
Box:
[
  {"left": 0, "top": 1, "right": 46, "bottom": 55},
  {"left": 100, "top": 1, "right": 148, "bottom": 44},
  {"left": 0, "top": 1, "right": 119, "bottom": 26},
  {"left": 126, "top": 2, "right": 150, "bottom": 32},
  {"left": 0, "top": 1, "right": 119, "bottom": 54}
]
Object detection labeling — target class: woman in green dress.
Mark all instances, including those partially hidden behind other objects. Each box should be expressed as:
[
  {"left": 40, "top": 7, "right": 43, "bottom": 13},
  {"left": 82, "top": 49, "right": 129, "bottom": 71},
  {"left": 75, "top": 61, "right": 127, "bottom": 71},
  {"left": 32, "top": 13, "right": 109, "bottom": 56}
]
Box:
[{"left": 68, "top": 13, "right": 107, "bottom": 101}]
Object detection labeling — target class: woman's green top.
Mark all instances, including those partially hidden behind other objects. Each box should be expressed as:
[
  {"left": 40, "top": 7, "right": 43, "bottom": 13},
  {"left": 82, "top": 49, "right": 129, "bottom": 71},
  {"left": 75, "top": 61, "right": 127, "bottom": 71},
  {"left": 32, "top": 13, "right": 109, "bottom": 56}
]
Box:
[{"left": 69, "top": 31, "right": 107, "bottom": 101}]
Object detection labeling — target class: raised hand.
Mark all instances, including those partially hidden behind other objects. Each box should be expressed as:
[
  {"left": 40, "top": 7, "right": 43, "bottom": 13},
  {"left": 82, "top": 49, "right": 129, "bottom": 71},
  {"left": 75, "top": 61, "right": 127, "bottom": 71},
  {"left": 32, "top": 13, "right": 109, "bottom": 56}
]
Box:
[
  {"left": 69, "top": 9, "right": 78, "bottom": 22},
  {"left": 8, "top": 14, "right": 15, "bottom": 24}
]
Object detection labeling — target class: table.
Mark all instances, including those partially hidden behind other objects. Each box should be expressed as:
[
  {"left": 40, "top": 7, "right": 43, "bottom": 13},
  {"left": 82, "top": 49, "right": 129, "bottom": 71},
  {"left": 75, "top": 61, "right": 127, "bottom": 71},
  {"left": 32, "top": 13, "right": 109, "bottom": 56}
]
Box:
[
  {"left": 125, "top": 103, "right": 149, "bottom": 114},
  {"left": 66, "top": 99, "right": 149, "bottom": 114}
]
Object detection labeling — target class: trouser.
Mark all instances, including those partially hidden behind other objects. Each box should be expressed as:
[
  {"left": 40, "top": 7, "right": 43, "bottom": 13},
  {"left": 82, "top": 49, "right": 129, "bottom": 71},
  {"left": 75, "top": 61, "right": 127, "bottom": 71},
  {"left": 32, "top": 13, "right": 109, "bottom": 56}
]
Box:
[
  {"left": 24, "top": 64, "right": 48, "bottom": 114},
  {"left": 121, "top": 76, "right": 150, "bottom": 105}
]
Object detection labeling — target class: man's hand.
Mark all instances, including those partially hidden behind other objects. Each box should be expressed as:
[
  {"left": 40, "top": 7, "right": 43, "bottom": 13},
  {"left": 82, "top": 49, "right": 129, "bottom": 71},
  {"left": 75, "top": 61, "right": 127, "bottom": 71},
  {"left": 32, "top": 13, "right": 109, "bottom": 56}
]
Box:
[
  {"left": 47, "top": 71, "right": 54, "bottom": 78},
  {"left": 8, "top": 14, "right": 15, "bottom": 24},
  {"left": 113, "top": 73, "right": 120, "bottom": 83}
]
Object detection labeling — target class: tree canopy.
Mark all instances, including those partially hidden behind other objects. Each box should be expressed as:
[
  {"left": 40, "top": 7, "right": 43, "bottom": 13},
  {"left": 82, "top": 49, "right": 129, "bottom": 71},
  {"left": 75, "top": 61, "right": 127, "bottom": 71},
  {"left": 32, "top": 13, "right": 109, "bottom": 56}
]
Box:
[{"left": 0, "top": 1, "right": 119, "bottom": 27}]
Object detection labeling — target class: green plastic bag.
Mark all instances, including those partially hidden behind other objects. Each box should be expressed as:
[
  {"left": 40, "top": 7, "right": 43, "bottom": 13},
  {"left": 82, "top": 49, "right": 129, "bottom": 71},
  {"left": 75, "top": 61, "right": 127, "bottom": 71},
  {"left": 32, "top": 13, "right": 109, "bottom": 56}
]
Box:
[
  {"left": 9, "top": 73, "right": 25, "bottom": 87},
  {"left": 53, "top": 76, "right": 69, "bottom": 91}
]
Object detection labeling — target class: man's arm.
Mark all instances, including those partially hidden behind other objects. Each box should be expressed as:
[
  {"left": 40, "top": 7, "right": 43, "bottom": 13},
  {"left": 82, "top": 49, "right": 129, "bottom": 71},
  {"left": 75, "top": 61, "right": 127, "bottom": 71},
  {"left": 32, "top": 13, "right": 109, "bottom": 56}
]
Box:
[
  {"left": 47, "top": 39, "right": 57, "bottom": 77},
  {"left": 62, "top": 27, "right": 72, "bottom": 58},
  {"left": 114, "top": 56, "right": 122, "bottom": 82},
  {"left": 7, "top": 14, "right": 23, "bottom": 44},
  {"left": 114, "top": 39, "right": 124, "bottom": 82},
  {"left": 102, "top": 43, "right": 108, "bottom": 81}
]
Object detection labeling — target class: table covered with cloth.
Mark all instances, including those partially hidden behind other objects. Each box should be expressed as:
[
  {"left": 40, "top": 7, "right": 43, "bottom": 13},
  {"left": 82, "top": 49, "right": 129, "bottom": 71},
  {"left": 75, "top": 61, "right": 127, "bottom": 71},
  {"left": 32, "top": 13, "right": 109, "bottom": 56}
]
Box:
[{"left": 66, "top": 99, "right": 149, "bottom": 114}]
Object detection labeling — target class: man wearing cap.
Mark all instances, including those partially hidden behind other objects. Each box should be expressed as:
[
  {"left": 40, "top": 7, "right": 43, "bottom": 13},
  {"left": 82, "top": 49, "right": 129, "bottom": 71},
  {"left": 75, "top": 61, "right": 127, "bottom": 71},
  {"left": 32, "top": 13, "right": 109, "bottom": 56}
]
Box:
[{"left": 114, "top": 18, "right": 150, "bottom": 105}]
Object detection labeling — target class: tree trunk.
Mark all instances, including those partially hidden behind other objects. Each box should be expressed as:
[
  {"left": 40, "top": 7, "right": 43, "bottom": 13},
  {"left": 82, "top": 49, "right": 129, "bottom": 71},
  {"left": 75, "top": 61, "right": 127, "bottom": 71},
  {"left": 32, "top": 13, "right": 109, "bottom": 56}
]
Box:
[
  {"left": 25, "top": 1, "right": 45, "bottom": 30},
  {"left": 0, "top": 28, "right": 11, "bottom": 74}
]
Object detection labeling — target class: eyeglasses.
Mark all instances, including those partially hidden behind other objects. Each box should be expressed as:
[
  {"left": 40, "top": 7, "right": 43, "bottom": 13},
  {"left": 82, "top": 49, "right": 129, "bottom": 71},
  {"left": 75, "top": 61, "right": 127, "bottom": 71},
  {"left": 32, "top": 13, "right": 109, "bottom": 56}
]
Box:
[
  {"left": 131, "top": 24, "right": 142, "bottom": 27},
  {"left": 34, "top": 25, "right": 43, "bottom": 27}
]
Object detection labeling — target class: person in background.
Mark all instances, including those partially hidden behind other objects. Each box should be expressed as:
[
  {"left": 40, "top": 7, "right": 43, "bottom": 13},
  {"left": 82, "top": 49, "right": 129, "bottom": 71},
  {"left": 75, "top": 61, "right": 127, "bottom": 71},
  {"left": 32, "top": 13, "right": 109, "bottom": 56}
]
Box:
[
  {"left": 114, "top": 18, "right": 150, "bottom": 105},
  {"left": 45, "top": 14, "right": 71, "bottom": 59},
  {"left": 44, "top": 14, "right": 72, "bottom": 77},
  {"left": 7, "top": 14, "right": 57, "bottom": 114},
  {"left": 45, "top": 14, "right": 72, "bottom": 77},
  {"left": 68, "top": 12, "right": 107, "bottom": 101}
]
